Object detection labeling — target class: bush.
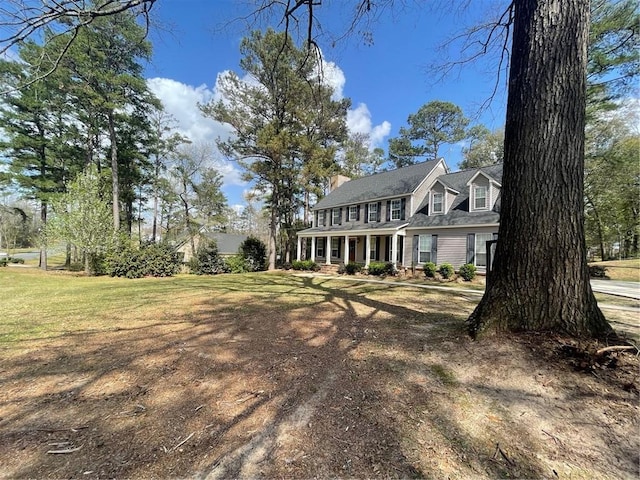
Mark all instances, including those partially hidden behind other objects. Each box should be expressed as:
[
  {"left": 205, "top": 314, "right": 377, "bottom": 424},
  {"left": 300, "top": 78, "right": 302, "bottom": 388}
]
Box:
[
  {"left": 189, "top": 240, "right": 229, "bottom": 275},
  {"left": 106, "top": 241, "right": 181, "bottom": 278},
  {"left": 239, "top": 236, "right": 267, "bottom": 272},
  {"left": 367, "top": 261, "right": 395, "bottom": 276},
  {"left": 345, "top": 262, "right": 362, "bottom": 275},
  {"left": 589, "top": 265, "right": 608, "bottom": 278},
  {"left": 0, "top": 256, "right": 25, "bottom": 266},
  {"left": 291, "top": 260, "right": 319, "bottom": 271},
  {"left": 423, "top": 262, "right": 437, "bottom": 278},
  {"left": 458, "top": 263, "right": 477, "bottom": 281},
  {"left": 282, "top": 262, "right": 292, "bottom": 271},
  {"left": 225, "top": 254, "right": 248, "bottom": 273},
  {"left": 438, "top": 263, "right": 455, "bottom": 279}
]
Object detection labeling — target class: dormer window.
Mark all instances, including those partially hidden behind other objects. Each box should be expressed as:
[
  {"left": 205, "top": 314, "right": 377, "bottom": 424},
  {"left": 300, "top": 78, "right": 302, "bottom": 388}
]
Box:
[
  {"left": 474, "top": 186, "right": 487, "bottom": 210},
  {"left": 432, "top": 193, "right": 444, "bottom": 214},
  {"left": 390, "top": 199, "right": 402, "bottom": 220}
]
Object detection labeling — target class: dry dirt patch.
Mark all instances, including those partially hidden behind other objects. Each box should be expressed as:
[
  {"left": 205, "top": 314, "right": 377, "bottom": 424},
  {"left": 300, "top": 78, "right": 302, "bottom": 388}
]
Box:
[{"left": 0, "top": 274, "right": 637, "bottom": 478}]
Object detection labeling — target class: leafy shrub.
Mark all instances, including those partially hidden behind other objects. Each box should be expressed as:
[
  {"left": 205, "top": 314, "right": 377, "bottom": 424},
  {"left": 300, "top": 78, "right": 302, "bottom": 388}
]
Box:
[
  {"left": 282, "top": 262, "right": 292, "bottom": 271},
  {"left": 345, "top": 262, "right": 362, "bottom": 275},
  {"left": 189, "top": 240, "right": 229, "bottom": 275},
  {"left": 589, "top": 265, "right": 608, "bottom": 278},
  {"left": 0, "top": 256, "right": 25, "bottom": 266},
  {"left": 225, "top": 254, "right": 248, "bottom": 273},
  {"left": 291, "top": 260, "right": 320, "bottom": 271},
  {"left": 438, "top": 263, "right": 455, "bottom": 279},
  {"left": 0, "top": 258, "right": 6, "bottom": 267},
  {"left": 423, "top": 262, "right": 437, "bottom": 278},
  {"left": 239, "top": 236, "right": 267, "bottom": 272},
  {"left": 106, "top": 241, "right": 181, "bottom": 278},
  {"left": 458, "top": 263, "right": 477, "bottom": 281},
  {"left": 367, "top": 261, "right": 395, "bottom": 276}
]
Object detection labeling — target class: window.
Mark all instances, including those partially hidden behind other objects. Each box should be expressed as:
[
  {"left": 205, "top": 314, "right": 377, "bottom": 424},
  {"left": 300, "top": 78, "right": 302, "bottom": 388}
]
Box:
[
  {"left": 475, "top": 233, "right": 493, "bottom": 267},
  {"left": 316, "top": 238, "right": 325, "bottom": 257},
  {"left": 369, "top": 238, "right": 377, "bottom": 260},
  {"left": 368, "top": 203, "right": 378, "bottom": 222},
  {"left": 331, "top": 238, "right": 340, "bottom": 258},
  {"left": 474, "top": 186, "right": 487, "bottom": 210},
  {"left": 332, "top": 208, "right": 341, "bottom": 225},
  {"left": 348, "top": 205, "right": 358, "bottom": 221},
  {"left": 432, "top": 192, "right": 443, "bottom": 214},
  {"left": 317, "top": 211, "right": 325, "bottom": 226},
  {"left": 390, "top": 199, "right": 402, "bottom": 220},
  {"left": 418, "top": 234, "right": 432, "bottom": 263}
]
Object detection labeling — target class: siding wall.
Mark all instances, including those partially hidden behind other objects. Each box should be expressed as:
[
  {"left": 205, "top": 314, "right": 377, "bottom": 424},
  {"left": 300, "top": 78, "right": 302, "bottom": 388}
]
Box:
[
  {"left": 411, "top": 161, "right": 447, "bottom": 215},
  {"left": 404, "top": 226, "right": 498, "bottom": 269},
  {"left": 490, "top": 183, "right": 500, "bottom": 209}
]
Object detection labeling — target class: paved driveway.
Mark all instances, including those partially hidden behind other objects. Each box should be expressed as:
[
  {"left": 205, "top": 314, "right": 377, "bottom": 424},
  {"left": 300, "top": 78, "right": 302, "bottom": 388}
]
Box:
[{"left": 591, "top": 280, "right": 640, "bottom": 300}]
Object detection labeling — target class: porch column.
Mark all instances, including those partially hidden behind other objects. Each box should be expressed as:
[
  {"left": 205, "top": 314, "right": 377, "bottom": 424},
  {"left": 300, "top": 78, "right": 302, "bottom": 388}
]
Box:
[
  {"left": 365, "top": 234, "right": 371, "bottom": 267},
  {"left": 296, "top": 236, "right": 302, "bottom": 261},
  {"left": 310, "top": 237, "right": 316, "bottom": 262},
  {"left": 326, "top": 235, "right": 331, "bottom": 265},
  {"left": 391, "top": 232, "right": 398, "bottom": 268},
  {"left": 344, "top": 235, "right": 349, "bottom": 265}
]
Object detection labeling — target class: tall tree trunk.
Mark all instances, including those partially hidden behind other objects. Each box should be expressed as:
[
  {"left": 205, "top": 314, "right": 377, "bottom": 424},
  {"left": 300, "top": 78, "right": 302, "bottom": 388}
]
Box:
[
  {"left": 586, "top": 194, "right": 606, "bottom": 260},
  {"left": 108, "top": 110, "right": 120, "bottom": 231},
  {"left": 468, "top": 0, "right": 612, "bottom": 339},
  {"left": 39, "top": 201, "right": 47, "bottom": 271}
]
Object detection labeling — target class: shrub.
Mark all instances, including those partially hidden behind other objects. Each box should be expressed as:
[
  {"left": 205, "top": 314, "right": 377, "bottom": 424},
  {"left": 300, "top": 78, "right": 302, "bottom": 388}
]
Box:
[
  {"left": 368, "top": 261, "right": 395, "bottom": 276},
  {"left": 458, "top": 263, "right": 477, "bottom": 281},
  {"left": 345, "top": 262, "right": 362, "bottom": 275},
  {"left": 239, "top": 236, "right": 267, "bottom": 272},
  {"left": 189, "top": 240, "right": 228, "bottom": 275},
  {"left": 423, "top": 262, "right": 437, "bottom": 278},
  {"left": 291, "top": 259, "right": 319, "bottom": 271},
  {"left": 225, "top": 254, "right": 248, "bottom": 273},
  {"left": 106, "top": 241, "right": 181, "bottom": 278},
  {"left": 282, "top": 262, "right": 292, "bottom": 271},
  {"left": 438, "top": 263, "right": 455, "bottom": 279},
  {"left": 589, "top": 265, "right": 608, "bottom": 278}
]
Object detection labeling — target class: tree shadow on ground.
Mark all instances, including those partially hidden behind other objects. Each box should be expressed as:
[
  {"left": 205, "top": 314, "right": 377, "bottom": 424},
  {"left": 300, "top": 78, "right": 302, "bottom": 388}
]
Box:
[{"left": 0, "top": 273, "right": 637, "bottom": 478}]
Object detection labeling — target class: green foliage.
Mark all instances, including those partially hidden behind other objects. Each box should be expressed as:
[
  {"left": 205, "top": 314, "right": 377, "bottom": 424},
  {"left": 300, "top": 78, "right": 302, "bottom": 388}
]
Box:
[
  {"left": 438, "top": 263, "right": 455, "bottom": 279},
  {"left": 344, "top": 262, "right": 363, "bottom": 275},
  {"left": 189, "top": 240, "right": 229, "bottom": 275},
  {"left": 458, "top": 263, "right": 477, "bottom": 281},
  {"left": 459, "top": 126, "right": 504, "bottom": 169},
  {"left": 0, "top": 257, "right": 24, "bottom": 267},
  {"left": 105, "top": 241, "right": 181, "bottom": 279},
  {"left": 589, "top": 265, "right": 608, "bottom": 278},
  {"left": 423, "top": 262, "right": 437, "bottom": 278},
  {"left": 225, "top": 254, "right": 249, "bottom": 274},
  {"left": 367, "top": 261, "right": 395, "bottom": 276},
  {"left": 291, "top": 260, "right": 320, "bottom": 271},
  {"left": 239, "top": 236, "right": 267, "bottom": 272}
]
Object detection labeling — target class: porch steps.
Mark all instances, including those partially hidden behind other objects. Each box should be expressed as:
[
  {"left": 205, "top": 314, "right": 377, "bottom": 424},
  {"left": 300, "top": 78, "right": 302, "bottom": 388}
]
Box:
[{"left": 319, "top": 264, "right": 341, "bottom": 274}]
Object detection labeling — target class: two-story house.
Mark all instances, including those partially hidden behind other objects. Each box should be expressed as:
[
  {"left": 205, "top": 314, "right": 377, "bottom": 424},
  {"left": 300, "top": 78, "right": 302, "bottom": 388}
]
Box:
[{"left": 296, "top": 159, "right": 503, "bottom": 272}]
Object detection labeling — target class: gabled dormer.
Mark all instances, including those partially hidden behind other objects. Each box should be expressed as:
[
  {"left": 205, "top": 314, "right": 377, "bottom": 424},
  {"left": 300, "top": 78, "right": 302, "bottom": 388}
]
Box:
[
  {"left": 467, "top": 171, "right": 501, "bottom": 212},
  {"left": 429, "top": 180, "right": 459, "bottom": 215}
]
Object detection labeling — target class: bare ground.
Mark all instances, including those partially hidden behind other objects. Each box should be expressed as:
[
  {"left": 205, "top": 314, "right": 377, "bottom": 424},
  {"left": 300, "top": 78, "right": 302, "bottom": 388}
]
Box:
[{"left": 0, "top": 275, "right": 638, "bottom": 479}]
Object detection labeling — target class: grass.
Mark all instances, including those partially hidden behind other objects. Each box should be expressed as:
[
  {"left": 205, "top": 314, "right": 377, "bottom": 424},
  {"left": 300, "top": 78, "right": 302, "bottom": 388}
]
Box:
[{"left": 590, "top": 258, "right": 640, "bottom": 281}]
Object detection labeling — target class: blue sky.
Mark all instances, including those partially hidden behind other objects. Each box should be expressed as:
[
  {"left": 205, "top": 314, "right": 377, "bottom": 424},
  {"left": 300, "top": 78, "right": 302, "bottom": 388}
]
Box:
[{"left": 143, "top": 0, "right": 509, "bottom": 209}]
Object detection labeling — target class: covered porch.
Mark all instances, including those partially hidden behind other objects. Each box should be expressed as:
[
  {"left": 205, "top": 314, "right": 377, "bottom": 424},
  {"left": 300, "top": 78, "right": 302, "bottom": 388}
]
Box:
[{"left": 296, "top": 228, "right": 406, "bottom": 268}]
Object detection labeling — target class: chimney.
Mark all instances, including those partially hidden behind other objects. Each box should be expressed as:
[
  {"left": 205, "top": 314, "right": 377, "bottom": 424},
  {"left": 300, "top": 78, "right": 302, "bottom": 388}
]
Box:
[{"left": 329, "top": 174, "right": 350, "bottom": 192}]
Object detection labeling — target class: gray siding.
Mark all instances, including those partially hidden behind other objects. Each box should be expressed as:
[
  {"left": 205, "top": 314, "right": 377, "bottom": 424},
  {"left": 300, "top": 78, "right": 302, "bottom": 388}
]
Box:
[{"left": 411, "top": 161, "right": 447, "bottom": 215}]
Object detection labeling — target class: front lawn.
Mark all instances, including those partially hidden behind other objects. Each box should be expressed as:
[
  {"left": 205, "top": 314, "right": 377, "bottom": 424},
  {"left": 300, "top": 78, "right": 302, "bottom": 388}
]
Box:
[{"left": 0, "top": 269, "right": 637, "bottom": 478}]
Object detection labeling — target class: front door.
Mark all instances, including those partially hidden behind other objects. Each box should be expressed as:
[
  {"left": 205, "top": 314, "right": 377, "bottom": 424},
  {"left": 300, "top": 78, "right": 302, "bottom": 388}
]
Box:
[{"left": 349, "top": 239, "right": 356, "bottom": 262}]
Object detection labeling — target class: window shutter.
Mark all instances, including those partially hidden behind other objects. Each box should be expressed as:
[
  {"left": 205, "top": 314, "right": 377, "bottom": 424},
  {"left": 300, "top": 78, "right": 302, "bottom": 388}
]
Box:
[
  {"left": 339, "top": 207, "right": 342, "bottom": 225},
  {"left": 356, "top": 205, "right": 361, "bottom": 221},
  {"left": 377, "top": 202, "right": 382, "bottom": 222},
  {"left": 364, "top": 204, "right": 369, "bottom": 224},
  {"left": 386, "top": 200, "right": 391, "bottom": 221},
  {"left": 337, "top": 239, "right": 341, "bottom": 258},
  {"left": 413, "top": 235, "right": 419, "bottom": 263},
  {"left": 467, "top": 233, "right": 475, "bottom": 264},
  {"left": 384, "top": 236, "right": 390, "bottom": 261},
  {"left": 375, "top": 237, "right": 380, "bottom": 260},
  {"left": 323, "top": 211, "right": 326, "bottom": 226},
  {"left": 431, "top": 235, "right": 438, "bottom": 265},
  {"left": 401, "top": 198, "right": 406, "bottom": 220},
  {"left": 314, "top": 211, "right": 318, "bottom": 227}
]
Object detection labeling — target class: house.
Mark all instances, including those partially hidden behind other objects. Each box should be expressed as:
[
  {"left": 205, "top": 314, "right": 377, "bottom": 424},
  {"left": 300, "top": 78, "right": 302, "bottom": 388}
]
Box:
[
  {"left": 296, "top": 159, "right": 502, "bottom": 272},
  {"left": 176, "top": 231, "right": 248, "bottom": 262}
]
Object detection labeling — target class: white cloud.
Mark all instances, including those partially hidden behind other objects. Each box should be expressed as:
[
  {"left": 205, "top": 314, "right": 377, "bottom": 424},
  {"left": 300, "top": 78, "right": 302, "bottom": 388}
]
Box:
[
  {"left": 347, "top": 103, "right": 392, "bottom": 149},
  {"left": 146, "top": 77, "right": 244, "bottom": 188},
  {"left": 319, "top": 60, "right": 346, "bottom": 100}
]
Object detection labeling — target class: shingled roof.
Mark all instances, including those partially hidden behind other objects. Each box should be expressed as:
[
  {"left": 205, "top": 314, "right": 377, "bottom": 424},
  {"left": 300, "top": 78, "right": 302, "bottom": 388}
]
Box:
[
  {"left": 408, "top": 163, "right": 503, "bottom": 228},
  {"left": 313, "top": 159, "right": 443, "bottom": 210}
]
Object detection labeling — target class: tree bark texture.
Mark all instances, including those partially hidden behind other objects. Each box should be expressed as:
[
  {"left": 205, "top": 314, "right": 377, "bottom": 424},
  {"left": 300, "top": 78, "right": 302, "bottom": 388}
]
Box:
[{"left": 468, "top": 0, "right": 613, "bottom": 339}]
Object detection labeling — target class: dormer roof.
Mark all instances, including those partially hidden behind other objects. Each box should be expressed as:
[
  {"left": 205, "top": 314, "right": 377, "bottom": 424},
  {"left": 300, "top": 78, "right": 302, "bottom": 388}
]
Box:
[{"left": 466, "top": 169, "right": 502, "bottom": 187}]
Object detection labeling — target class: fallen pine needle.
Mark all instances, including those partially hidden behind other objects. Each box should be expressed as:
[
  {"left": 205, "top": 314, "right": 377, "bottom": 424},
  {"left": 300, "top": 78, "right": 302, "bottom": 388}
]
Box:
[
  {"left": 172, "top": 432, "right": 195, "bottom": 451},
  {"left": 47, "top": 445, "right": 83, "bottom": 454}
]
